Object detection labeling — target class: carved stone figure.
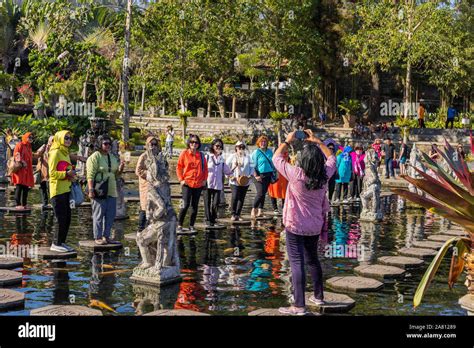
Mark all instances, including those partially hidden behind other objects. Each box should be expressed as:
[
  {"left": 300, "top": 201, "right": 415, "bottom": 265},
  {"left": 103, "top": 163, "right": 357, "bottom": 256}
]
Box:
[
  {"left": 407, "top": 143, "right": 426, "bottom": 197},
  {"left": 131, "top": 148, "right": 181, "bottom": 286},
  {"left": 360, "top": 149, "right": 383, "bottom": 221},
  {"left": 0, "top": 136, "right": 7, "bottom": 183}
]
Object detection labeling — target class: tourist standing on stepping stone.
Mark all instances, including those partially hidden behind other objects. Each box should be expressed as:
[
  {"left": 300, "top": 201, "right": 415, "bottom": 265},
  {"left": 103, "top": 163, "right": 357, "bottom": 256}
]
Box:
[
  {"left": 36, "top": 136, "right": 54, "bottom": 209},
  {"left": 11, "top": 132, "right": 36, "bottom": 210},
  {"left": 226, "top": 141, "right": 253, "bottom": 221},
  {"left": 87, "top": 135, "right": 125, "bottom": 245},
  {"left": 273, "top": 129, "right": 335, "bottom": 315},
  {"left": 204, "top": 138, "right": 232, "bottom": 227},
  {"left": 48, "top": 130, "right": 76, "bottom": 252},
  {"left": 371, "top": 138, "right": 382, "bottom": 162},
  {"left": 349, "top": 146, "right": 365, "bottom": 201},
  {"left": 268, "top": 149, "right": 289, "bottom": 215},
  {"left": 251, "top": 135, "right": 275, "bottom": 218},
  {"left": 176, "top": 134, "right": 208, "bottom": 234},
  {"left": 165, "top": 125, "right": 175, "bottom": 159},
  {"left": 324, "top": 139, "right": 337, "bottom": 201},
  {"left": 135, "top": 136, "right": 162, "bottom": 232},
  {"left": 398, "top": 141, "right": 410, "bottom": 175},
  {"left": 333, "top": 145, "right": 352, "bottom": 204},
  {"left": 382, "top": 137, "right": 396, "bottom": 179}
]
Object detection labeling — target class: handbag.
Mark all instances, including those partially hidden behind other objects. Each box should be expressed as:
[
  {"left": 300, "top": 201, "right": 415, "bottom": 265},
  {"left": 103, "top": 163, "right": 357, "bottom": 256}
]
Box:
[
  {"left": 258, "top": 149, "right": 278, "bottom": 184},
  {"left": 392, "top": 159, "right": 399, "bottom": 169},
  {"left": 93, "top": 154, "right": 111, "bottom": 199},
  {"left": 70, "top": 181, "right": 84, "bottom": 207},
  {"left": 7, "top": 157, "right": 22, "bottom": 175}
]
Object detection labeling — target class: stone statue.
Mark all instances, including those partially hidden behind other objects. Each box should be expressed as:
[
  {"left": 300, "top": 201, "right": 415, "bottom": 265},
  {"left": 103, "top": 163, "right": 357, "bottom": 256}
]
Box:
[
  {"left": 407, "top": 143, "right": 426, "bottom": 197},
  {"left": 0, "top": 136, "right": 7, "bottom": 183},
  {"left": 360, "top": 149, "right": 383, "bottom": 221},
  {"left": 131, "top": 148, "right": 181, "bottom": 286}
]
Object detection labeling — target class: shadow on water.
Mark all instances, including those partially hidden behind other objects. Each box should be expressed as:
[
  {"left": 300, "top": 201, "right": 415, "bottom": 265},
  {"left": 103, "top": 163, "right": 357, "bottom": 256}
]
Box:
[{"left": 0, "top": 184, "right": 467, "bottom": 316}]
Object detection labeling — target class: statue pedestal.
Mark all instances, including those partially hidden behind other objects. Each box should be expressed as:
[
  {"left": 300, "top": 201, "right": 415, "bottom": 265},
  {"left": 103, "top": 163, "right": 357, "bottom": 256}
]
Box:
[
  {"left": 131, "top": 266, "right": 181, "bottom": 287},
  {"left": 132, "top": 282, "right": 181, "bottom": 315},
  {"left": 359, "top": 212, "right": 383, "bottom": 222}
]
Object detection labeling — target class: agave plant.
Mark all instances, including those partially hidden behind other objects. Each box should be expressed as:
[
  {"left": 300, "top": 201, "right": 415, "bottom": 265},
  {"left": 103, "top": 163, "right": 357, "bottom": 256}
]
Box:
[{"left": 391, "top": 138, "right": 474, "bottom": 308}]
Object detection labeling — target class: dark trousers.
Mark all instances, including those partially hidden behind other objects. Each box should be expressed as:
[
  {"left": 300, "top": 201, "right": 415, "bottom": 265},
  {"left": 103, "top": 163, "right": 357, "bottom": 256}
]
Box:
[
  {"left": 203, "top": 188, "right": 221, "bottom": 224},
  {"left": 14, "top": 184, "right": 30, "bottom": 206},
  {"left": 351, "top": 174, "right": 363, "bottom": 198},
  {"left": 231, "top": 184, "right": 249, "bottom": 217},
  {"left": 385, "top": 158, "right": 394, "bottom": 178},
  {"left": 40, "top": 181, "right": 49, "bottom": 206},
  {"left": 334, "top": 182, "right": 348, "bottom": 200},
  {"left": 286, "top": 231, "right": 323, "bottom": 307},
  {"left": 271, "top": 197, "right": 285, "bottom": 210},
  {"left": 253, "top": 172, "right": 272, "bottom": 209},
  {"left": 178, "top": 185, "right": 203, "bottom": 227},
  {"left": 328, "top": 175, "right": 336, "bottom": 201},
  {"left": 418, "top": 119, "right": 425, "bottom": 128},
  {"left": 445, "top": 118, "right": 454, "bottom": 129},
  {"left": 51, "top": 192, "right": 72, "bottom": 245},
  {"left": 138, "top": 210, "right": 147, "bottom": 232}
]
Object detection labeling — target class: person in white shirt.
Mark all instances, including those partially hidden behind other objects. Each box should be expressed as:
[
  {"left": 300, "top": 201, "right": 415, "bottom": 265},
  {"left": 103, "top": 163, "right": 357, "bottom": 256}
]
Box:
[
  {"left": 165, "top": 125, "right": 175, "bottom": 159},
  {"left": 226, "top": 141, "right": 254, "bottom": 221}
]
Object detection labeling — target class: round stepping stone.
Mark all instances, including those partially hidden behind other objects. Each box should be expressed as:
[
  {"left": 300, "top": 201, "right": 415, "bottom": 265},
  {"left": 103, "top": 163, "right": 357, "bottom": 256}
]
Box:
[
  {"left": 248, "top": 308, "right": 319, "bottom": 316},
  {"left": 0, "top": 256, "right": 23, "bottom": 269},
  {"left": 442, "top": 229, "right": 468, "bottom": 237},
  {"left": 0, "top": 289, "right": 25, "bottom": 309},
  {"left": 0, "top": 270, "right": 22, "bottom": 286},
  {"left": 326, "top": 276, "right": 383, "bottom": 292},
  {"left": 305, "top": 291, "right": 355, "bottom": 313},
  {"left": 354, "top": 264, "right": 405, "bottom": 280},
  {"left": 0, "top": 207, "right": 31, "bottom": 214},
  {"left": 378, "top": 256, "right": 424, "bottom": 269},
  {"left": 124, "top": 233, "right": 137, "bottom": 241},
  {"left": 144, "top": 309, "right": 210, "bottom": 316},
  {"left": 77, "top": 201, "right": 92, "bottom": 208},
  {"left": 398, "top": 247, "right": 437, "bottom": 259},
  {"left": 37, "top": 247, "right": 77, "bottom": 260},
  {"left": 171, "top": 194, "right": 182, "bottom": 199},
  {"left": 195, "top": 223, "right": 226, "bottom": 230},
  {"left": 177, "top": 228, "right": 198, "bottom": 236},
  {"left": 219, "top": 218, "right": 252, "bottom": 226},
  {"left": 79, "top": 240, "right": 123, "bottom": 251},
  {"left": 114, "top": 215, "right": 129, "bottom": 221},
  {"left": 124, "top": 196, "right": 140, "bottom": 202},
  {"left": 242, "top": 215, "right": 274, "bottom": 221},
  {"left": 30, "top": 305, "right": 103, "bottom": 316},
  {"left": 427, "top": 234, "right": 454, "bottom": 242},
  {"left": 411, "top": 240, "right": 445, "bottom": 250}
]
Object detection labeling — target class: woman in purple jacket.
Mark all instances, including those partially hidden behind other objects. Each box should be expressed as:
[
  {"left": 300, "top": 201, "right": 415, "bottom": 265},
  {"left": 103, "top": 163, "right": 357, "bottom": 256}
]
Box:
[{"left": 273, "top": 129, "right": 336, "bottom": 315}]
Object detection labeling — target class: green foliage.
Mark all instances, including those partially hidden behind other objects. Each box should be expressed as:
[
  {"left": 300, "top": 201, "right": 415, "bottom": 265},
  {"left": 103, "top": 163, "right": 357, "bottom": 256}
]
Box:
[
  {"left": 0, "top": 72, "right": 18, "bottom": 89},
  {"left": 338, "top": 98, "right": 362, "bottom": 116}
]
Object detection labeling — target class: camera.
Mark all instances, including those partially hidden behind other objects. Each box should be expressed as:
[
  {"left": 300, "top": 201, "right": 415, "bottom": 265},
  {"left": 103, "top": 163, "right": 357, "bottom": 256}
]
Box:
[{"left": 295, "top": 130, "right": 308, "bottom": 140}]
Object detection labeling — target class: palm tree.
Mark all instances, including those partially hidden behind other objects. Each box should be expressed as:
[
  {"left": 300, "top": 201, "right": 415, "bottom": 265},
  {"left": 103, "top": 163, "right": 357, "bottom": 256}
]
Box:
[{"left": 0, "top": 0, "right": 23, "bottom": 72}]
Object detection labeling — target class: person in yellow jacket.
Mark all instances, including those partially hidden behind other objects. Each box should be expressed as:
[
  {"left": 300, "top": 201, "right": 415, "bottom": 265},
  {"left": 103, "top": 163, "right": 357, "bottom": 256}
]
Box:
[{"left": 48, "top": 130, "right": 76, "bottom": 253}]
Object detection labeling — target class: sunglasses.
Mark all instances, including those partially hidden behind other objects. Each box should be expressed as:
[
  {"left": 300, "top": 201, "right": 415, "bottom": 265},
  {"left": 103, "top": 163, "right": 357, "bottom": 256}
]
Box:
[
  {"left": 150, "top": 143, "right": 158, "bottom": 147},
  {"left": 64, "top": 136, "right": 72, "bottom": 141},
  {"left": 189, "top": 141, "right": 199, "bottom": 145},
  {"left": 214, "top": 145, "right": 222, "bottom": 149},
  {"left": 237, "top": 146, "right": 246, "bottom": 150}
]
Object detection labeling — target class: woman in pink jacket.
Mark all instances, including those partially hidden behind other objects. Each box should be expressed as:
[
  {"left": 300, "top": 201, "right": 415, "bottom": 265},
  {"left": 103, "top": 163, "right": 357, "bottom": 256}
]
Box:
[
  {"left": 273, "top": 129, "right": 335, "bottom": 315},
  {"left": 350, "top": 146, "right": 365, "bottom": 201}
]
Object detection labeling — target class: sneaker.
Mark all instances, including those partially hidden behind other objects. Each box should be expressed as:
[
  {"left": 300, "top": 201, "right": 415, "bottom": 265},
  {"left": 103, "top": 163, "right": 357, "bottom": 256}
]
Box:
[
  {"left": 61, "top": 243, "right": 75, "bottom": 252},
  {"left": 177, "top": 226, "right": 184, "bottom": 234},
  {"left": 104, "top": 238, "right": 121, "bottom": 245},
  {"left": 189, "top": 226, "right": 197, "bottom": 233},
  {"left": 308, "top": 295, "right": 325, "bottom": 306},
  {"left": 231, "top": 216, "right": 237, "bottom": 221},
  {"left": 50, "top": 244, "right": 69, "bottom": 253},
  {"left": 95, "top": 239, "right": 106, "bottom": 245},
  {"left": 278, "top": 306, "right": 307, "bottom": 316}
]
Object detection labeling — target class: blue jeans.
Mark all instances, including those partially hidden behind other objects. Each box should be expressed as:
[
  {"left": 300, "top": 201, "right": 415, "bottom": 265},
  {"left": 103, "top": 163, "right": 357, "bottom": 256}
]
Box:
[
  {"left": 286, "top": 231, "right": 323, "bottom": 307},
  {"left": 385, "top": 158, "right": 394, "bottom": 178},
  {"left": 92, "top": 196, "right": 117, "bottom": 239},
  {"left": 165, "top": 141, "right": 173, "bottom": 158}
]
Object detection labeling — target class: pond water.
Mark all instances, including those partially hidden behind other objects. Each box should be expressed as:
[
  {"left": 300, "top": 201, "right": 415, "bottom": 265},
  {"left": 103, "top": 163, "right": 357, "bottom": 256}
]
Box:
[{"left": 0, "top": 178, "right": 468, "bottom": 316}]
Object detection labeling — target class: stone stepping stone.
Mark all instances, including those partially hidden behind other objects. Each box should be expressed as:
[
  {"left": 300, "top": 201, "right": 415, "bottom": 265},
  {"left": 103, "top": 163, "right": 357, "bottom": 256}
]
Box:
[
  {"left": 411, "top": 240, "right": 445, "bottom": 250},
  {"left": 124, "top": 233, "right": 137, "bottom": 241},
  {"left": 305, "top": 291, "right": 355, "bottom": 313},
  {"left": 442, "top": 229, "right": 468, "bottom": 237},
  {"left": 177, "top": 228, "right": 198, "bottom": 236},
  {"left": 0, "top": 207, "right": 31, "bottom": 214},
  {"left": 114, "top": 215, "right": 129, "bottom": 221},
  {"left": 78, "top": 240, "right": 123, "bottom": 251},
  {"left": 398, "top": 247, "right": 437, "bottom": 259},
  {"left": 242, "top": 215, "right": 274, "bottom": 221},
  {"left": 248, "top": 308, "right": 319, "bottom": 316},
  {"left": 77, "top": 201, "right": 92, "bottom": 208},
  {"left": 195, "top": 223, "right": 226, "bottom": 230},
  {"left": 37, "top": 247, "right": 77, "bottom": 260},
  {"left": 0, "top": 270, "right": 22, "bottom": 286},
  {"left": 326, "top": 276, "right": 383, "bottom": 292},
  {"left": 144, "top": 309, "right": 210, "bottom": 316},
  {"left": 354, "top": 264, "right": 406, "bottom": 280},
  {"left": 30, "top": 305, "right": 103, "bottom": 316},
  {"left": 31, "top": 204, "right": 53, "bottom": 210},
  {"left": 427, "top": 234, "right": 454, "bottom": 242},
  {"left": 458, "top": 294, "right": 474, "bottom": 314},
  {"left": 0, "top": 256, "right": 23, "bottom": 269},
  {"left": 171, "top": 194, "right": 182, "bottom": 199},
  {"left": 0, "top": 289, "right": 25, "bottom": 310},
  {"left": 219, "top": 218, "right": 252, "bottom": 226},
  {"left": 378, "top": 256, "right": 424, "bottom": 269}
]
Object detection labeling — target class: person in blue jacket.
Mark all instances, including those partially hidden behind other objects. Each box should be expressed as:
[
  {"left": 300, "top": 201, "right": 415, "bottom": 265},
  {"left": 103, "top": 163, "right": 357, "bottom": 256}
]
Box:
[{"left": 333, "top": 146, "right": 352, "bottom": 204}]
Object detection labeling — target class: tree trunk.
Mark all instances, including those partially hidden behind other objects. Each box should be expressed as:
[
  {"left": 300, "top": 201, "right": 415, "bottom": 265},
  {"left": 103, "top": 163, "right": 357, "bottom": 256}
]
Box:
[
  {"left": 217, "top": 78, "right": 225, "bottom": 118},
  {"left": 231, "top": 96, "right": 236, "bottom": 118},
  {"left": 403, "top": 60, "right": 412, "bottom": 119},
  {"left": 141, "top": 84, "right": 145, "bottom": 111},
  {"left": 258, "top": 97, "right": 264, "bottom": 119},
  {"left": 207, "top": 99, "right": 211, "bottom": 117},
  {"left": 369, "top": 68, "right": 381, "bottom": 121},
  {"left": 121, "top": 0, "right": 132, "bottom": 142}
]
